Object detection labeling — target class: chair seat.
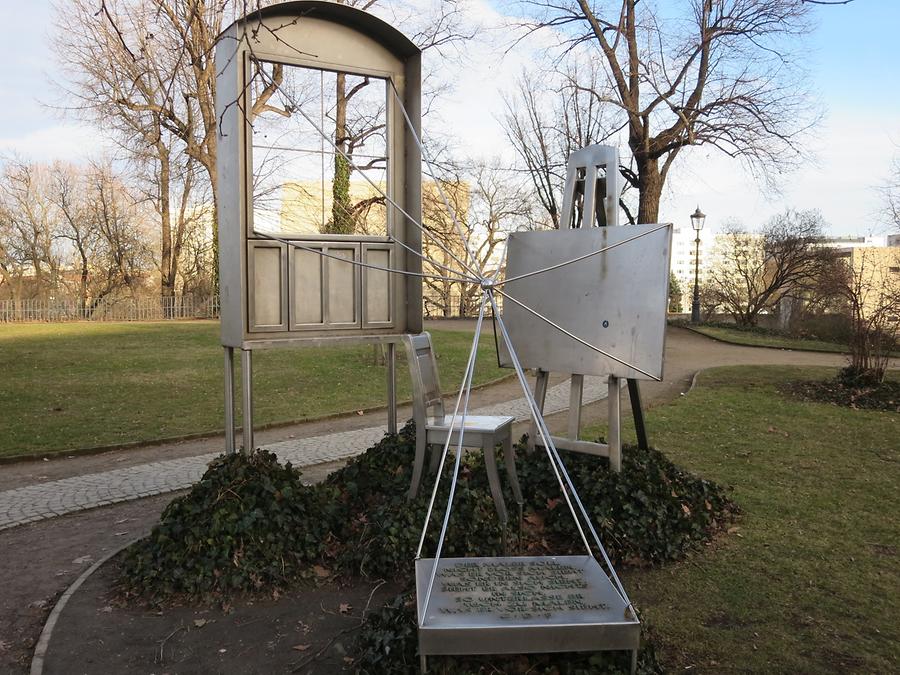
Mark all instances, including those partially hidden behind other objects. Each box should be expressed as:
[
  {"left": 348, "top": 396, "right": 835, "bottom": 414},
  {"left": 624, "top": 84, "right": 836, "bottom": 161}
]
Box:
[{"left": 426, "top": 415, "right": 514, "bottom": 434}]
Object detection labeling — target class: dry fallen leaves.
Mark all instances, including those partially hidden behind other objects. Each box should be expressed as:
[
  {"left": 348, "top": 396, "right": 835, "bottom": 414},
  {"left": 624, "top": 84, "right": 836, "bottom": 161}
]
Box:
[{"left": 524, "top": 511, "right": 545, "bottom": 529}]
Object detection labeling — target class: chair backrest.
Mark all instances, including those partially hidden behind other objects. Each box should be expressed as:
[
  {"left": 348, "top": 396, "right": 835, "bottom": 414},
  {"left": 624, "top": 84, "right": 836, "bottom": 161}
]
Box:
[{"left": 404, "top": 332, "right": 445, "bottom": 423}]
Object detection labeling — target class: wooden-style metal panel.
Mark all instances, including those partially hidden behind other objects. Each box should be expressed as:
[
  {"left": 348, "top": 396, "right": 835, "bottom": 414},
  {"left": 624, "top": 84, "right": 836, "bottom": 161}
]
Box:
[
  {"left": 325, "top": 246, "right": 358, "bottom": 326},
  {"left": 289, "top": 245, "right": 324, "bottom": 327},
  {"left": 247, "top": 241, "right": 287, "bottom": 332},
  {"left": 362, "top": 243, "right": 394, "bottom": 328}
]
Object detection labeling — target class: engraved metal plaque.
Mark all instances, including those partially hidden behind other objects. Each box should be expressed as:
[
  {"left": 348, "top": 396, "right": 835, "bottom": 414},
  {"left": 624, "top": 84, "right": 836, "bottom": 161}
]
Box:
[{"left": 416, "top": 555, "right": 640, "bottom": 656}]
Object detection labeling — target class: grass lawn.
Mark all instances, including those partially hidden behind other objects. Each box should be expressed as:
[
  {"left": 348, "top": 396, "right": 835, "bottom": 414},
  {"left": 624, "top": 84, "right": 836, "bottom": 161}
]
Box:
[
  {"left": 687, "top": 324, "right": 850, "bottom": 354},
  {"left": 585, "top": 365, "right": 899, "bottom": 673},
  {"left": 0, "top": 321, "right": 506, "bottom": 459}
]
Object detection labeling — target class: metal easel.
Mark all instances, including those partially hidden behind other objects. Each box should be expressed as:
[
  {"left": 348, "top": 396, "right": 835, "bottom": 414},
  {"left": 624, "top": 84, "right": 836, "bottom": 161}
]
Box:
[{"left": 527, "top": 146, "right": 650, "bottom": 470}]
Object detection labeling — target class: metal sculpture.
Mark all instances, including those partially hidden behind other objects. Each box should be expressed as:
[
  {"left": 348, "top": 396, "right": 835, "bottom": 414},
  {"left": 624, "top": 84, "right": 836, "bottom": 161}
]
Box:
[{"left": 214, "top": 4, "right": 676, "bottom": 673}]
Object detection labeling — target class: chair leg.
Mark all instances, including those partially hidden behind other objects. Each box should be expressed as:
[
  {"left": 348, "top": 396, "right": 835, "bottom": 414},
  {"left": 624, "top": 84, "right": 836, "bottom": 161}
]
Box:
[
  {"left": 409, "top": 429, "right": 427, "bottom": 499},
  {"left": 483, "top": 441, "right": 508, "bottom": 528},
  {"left": 428, "top": 443, "right": 442, "bottom": 475},
  {"left": 502, "top": 434, "right": 524, "bottom": 508}
]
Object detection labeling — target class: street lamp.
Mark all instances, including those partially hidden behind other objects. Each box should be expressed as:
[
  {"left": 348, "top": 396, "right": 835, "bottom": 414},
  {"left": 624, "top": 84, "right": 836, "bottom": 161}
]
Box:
[{"left": 690, "top": 206, "right": 706, "bottom": 323}]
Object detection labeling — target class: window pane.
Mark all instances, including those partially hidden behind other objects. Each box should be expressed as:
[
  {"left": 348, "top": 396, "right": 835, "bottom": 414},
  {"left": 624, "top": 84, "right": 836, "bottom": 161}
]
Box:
[{"left": 250, "top": 60, "right": 389, "bottom": 237}]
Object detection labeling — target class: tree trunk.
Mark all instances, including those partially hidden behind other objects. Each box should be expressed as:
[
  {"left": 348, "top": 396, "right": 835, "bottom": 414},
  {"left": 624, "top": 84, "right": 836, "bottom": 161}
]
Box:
[
  {"left": 635, "top": 155, "right": 662, "bottom": 224},
  {"left": 158, "top": 140, "right": 176, "bottom": 316},
  {"left": 78, "top": 249, "right": 89, "bottom": 316},
  {"left": 329, "top": 72, "right": 354, "bottom": 235}
]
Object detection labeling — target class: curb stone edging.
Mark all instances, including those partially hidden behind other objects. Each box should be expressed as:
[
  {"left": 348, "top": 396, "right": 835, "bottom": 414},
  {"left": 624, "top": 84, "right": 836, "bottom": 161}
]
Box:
[{"left": 30, "top": 538, "right": 139, "bottom": 675}]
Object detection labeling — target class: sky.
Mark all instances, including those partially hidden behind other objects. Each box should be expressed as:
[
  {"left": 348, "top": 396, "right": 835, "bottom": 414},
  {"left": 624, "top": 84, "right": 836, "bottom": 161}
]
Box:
[{"left": 1, "top": 0, "right": 898, "bottom": 238}]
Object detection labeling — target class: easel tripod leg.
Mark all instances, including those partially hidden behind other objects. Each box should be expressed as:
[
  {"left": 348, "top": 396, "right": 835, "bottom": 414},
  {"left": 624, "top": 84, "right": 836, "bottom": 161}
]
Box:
[
  {"left": 387, "top": 342, "right": 397, "bottom": 434},
  {"left": 528, "top": 369, "right": 549, "bottom": 452},
  {"left": 627, "top": 378, "right": 649, "bottom": 450},
  {"left": 608, "top": 376, "right": 622, "bottom": 472}
]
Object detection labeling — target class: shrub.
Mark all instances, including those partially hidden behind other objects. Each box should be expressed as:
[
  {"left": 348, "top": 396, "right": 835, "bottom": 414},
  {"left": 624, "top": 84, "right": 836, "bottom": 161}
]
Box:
[
  {"left": 515, "top": 442, "right": 739, "bottom": 564},
  {"left": 119, "top": 423, "right": 738, "bottom": 601},
  {"left": 119, "top": 450, "right": 336, "bottom": 601},
  {"left": 324, "top": 422, "right": 506, "bottom": 578},
  {"left": 782, "top": 370, "right": 900, "bottom": 413}
]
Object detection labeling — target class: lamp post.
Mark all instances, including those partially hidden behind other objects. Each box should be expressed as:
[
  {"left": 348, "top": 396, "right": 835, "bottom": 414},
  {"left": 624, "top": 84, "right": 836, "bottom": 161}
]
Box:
[{"left": 690, "top": 206, "right": 706, "bottom": 324}]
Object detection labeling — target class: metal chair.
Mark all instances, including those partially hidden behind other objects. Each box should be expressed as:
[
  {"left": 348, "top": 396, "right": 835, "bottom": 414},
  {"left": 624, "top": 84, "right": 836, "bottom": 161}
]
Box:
[{"left": 404, "top": 332, "right": 524, "bottom": 526}]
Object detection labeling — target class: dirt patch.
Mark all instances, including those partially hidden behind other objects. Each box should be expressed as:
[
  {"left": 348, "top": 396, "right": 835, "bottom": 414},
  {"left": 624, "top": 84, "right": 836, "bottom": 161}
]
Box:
[
  {"left": 868, "top": 543, "right": 897, "bottom": 557},
  {"left": 0, "top": 494, "right": 177, "bottom": 673},
  {"left": 41, "top": 559, "right": 398, "bottom": 675}
]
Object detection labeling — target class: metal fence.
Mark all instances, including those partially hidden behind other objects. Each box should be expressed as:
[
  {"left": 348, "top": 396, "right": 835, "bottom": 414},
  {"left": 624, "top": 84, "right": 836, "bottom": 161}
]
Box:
[{"left": 0, "top": 295, "right": 220, "bottom": 323}]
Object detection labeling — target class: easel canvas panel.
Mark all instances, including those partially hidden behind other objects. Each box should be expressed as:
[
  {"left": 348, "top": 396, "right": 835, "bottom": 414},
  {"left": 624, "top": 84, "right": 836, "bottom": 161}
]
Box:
[{"left": 499, "top": 225, "right": 672, "bottom": 380}]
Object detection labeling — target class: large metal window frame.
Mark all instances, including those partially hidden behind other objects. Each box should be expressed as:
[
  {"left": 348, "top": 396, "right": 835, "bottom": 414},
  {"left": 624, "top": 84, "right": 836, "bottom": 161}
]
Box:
[
  {"left": 216, "top": 2, "right": 422, "bottom": 348},
  {"left": 242, "top": 51, "right": 399, "bottom": 244}
]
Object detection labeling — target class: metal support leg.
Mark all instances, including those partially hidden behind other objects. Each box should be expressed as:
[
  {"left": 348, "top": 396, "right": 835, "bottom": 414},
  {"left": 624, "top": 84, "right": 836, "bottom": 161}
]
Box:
[
  {"left": 428, "top": 445, "right": 441, "bottom": 474},
  {"left": 527, "top": 369, "right": 550, "bottom": 453},
  {"left": 608, "top": 375, "right": 622, "bottom": 472},
  {"left": 387, "top": 341, "right": 397, "bottom": 434},
  {"left": 483, "top": 438, "right": 509, "bottom": 528},
  {"left": 224, "top": 346, "right": 235, "bottom": 454},
  {"left": 627, "top": 378, "right": 649, "bottom": 450},
  {"left": 567, "top": 374, "right": 584, "bottom": 440},
  {"left": 241, "top": 348, "right": 254, "bottom": 454},
  {"left": 502, "top": 433, "right": 524, "bottom": 508},
  {"left": 631, "top": 648, "right": 638, "bottom": 675},
  {"left": 409, "top": 424, "right": 427, "bottom": 499}
]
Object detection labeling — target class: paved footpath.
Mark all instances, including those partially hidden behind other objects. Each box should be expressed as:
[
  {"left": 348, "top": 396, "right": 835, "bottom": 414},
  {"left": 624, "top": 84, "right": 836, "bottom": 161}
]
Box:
[{"left": 0, "top": 375, "right": 610, "bottom": 532}]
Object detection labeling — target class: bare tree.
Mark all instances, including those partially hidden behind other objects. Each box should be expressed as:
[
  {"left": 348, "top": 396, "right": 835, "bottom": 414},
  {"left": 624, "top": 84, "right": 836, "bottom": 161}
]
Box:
[
  {"left": 511, "top": 0, "right": 817, "bottom": 223},
  {"left": 0, "top": 158, "right": 152, "bottom": 311},
  {"left": 503, "top": 62, "right": 631, "bottom": 228},
  {"left": 821, "top": 248, "right": 900, "bottom": 383},
  {"left": 57, "top": 0, "right": 234, "bottom": 297},
  {"left": 707, "top": 209, "right": 835, "bottom": 327},
  {"left": 50, "top": 163, "right": 100, "bottom": 312},
  {"left": 0, "top": 158, "right": 62, "bottom": 300},
  {"left": 49, "top": 160, "right": 152, "bottom": 314},
  {"left": 80, "top": 161, "right": 154, "bottom": 312},
  {"left": 423, "top": 160, "right": 535, "bottom": 316}
]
